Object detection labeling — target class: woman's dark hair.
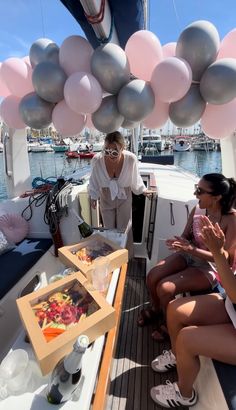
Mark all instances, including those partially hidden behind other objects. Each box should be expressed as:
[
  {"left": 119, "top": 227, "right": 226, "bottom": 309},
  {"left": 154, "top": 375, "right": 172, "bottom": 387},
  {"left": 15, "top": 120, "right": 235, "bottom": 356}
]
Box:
[
  {"left": 105, "top": 131, "right": 125, "bottom": 148},
  {"left": 203, "top": 173, "right": 236, "bottom": 214}
]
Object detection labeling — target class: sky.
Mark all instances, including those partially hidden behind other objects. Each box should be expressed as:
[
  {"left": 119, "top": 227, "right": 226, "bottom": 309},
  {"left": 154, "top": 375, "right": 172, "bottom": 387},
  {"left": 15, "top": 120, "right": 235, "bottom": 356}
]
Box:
[{"left": 0, "top": 0, "right": 236, "bottom": 62}]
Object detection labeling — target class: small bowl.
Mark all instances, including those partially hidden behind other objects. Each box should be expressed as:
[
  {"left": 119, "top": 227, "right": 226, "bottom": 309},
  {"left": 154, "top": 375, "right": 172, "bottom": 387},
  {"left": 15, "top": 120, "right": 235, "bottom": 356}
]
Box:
[{"left": 0, "top": 349, "right": 32, "bottom": 394}]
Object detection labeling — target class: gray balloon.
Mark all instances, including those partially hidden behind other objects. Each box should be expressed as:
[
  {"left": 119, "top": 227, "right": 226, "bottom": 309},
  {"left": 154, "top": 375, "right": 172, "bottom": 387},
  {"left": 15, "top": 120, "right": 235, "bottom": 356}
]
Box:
[
  {"left": 169, "top": 85, "right": 206, "bottom": 127},
  {"left": 19, "top": 92, "right": 54, "bottom": 129},
  {"left": 117, "top": 79, "right": 155, "bottom": 122},
  {"left": 176, "top": 20, "right": 220, "bottom": 81},
  {"left": 92, "top": 95, "right": 124, "bottom": 133},
  {"left": 29, "top": 38, "right": 59, "bottom": 68},
  {"left": 32, "top": 61, "right": 67, "bottom": 103},
  {"left": 122, "top": 118, "right": 139, "bottom": 129},
  {"left": 91, "top": 43, "right": 130, "bottom": 94},
  {"left": 200, "top": 58, "right": 236, "bottom": 104}
]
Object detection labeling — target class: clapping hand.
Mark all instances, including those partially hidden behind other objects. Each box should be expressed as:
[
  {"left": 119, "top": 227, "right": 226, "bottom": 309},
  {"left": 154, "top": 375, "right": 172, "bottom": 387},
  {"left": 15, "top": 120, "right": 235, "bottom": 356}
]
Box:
[
  {"left": 166, "top": 236, "right": 194, "bottom": 252},
  {"left": 199, "top": 216, "right": 225, "bottom": 254}
]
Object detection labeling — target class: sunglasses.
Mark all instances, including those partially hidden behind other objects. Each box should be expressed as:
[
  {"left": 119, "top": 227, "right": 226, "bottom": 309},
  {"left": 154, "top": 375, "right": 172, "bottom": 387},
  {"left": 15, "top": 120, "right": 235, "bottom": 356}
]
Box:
[
  {"left": 103, "top": 148, "right": 120, "bottom": 158},
  {"left": 194, "top": 184, "right": 214, "bottom": 196}
]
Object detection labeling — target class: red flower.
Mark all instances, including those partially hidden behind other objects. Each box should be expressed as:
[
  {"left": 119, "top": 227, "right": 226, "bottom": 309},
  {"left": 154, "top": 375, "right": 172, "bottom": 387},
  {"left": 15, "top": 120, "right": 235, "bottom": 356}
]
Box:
[{"left": 60, "top": 305, "right": 77, "bottom": 325}]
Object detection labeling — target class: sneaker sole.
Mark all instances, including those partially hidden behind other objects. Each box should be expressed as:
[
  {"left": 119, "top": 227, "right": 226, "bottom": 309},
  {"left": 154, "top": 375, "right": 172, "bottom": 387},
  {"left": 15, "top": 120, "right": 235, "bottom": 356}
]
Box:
[
  {"left": 150, "top": 387, "right": 197, "bottom": 408},
  {"left": 151, "top": 362, "right": 176, "bottom": 372}
]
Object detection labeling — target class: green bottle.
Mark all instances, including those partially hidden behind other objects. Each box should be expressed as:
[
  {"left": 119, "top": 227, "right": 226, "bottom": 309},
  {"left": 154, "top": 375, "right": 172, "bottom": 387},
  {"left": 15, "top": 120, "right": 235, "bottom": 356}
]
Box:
[
  {"left": 47, "top": 334, "right": 89, "bottom": 404},
  {"left": 72, "top": 209, "right": 94, "bottom": 238}
]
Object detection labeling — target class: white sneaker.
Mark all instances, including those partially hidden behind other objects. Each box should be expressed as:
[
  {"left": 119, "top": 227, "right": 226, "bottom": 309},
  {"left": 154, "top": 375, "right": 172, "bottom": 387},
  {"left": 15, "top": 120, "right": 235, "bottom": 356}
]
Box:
[
  {"left": 150, "top": 380, "right": 198, "bottom": 408},
  {"left": 151, "top": 350, "right": 176, "bottom": 372}
]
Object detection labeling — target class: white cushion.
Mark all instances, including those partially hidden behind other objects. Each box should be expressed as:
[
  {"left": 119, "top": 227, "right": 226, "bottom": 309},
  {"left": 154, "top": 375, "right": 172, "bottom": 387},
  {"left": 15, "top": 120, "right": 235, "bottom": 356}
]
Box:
[
  {"left": 0, "top": 214, "right": 29, "bottom": 244},
  {"left": 0, "top": 230, "right": 15, "bottom": 255}
]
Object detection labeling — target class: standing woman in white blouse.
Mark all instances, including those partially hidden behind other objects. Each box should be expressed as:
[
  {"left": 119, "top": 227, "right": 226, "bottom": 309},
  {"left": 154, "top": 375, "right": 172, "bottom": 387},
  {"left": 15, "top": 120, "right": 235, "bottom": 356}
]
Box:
[{"left": 88, "top": 131, "right": 151, "bottom": 254}]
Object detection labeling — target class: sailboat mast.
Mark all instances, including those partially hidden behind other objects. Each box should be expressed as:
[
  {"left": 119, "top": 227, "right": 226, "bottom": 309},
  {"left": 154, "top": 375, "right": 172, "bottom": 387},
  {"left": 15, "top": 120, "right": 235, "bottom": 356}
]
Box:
[{"left": 130, "top": 0, "right": 149, "bottom": 156}]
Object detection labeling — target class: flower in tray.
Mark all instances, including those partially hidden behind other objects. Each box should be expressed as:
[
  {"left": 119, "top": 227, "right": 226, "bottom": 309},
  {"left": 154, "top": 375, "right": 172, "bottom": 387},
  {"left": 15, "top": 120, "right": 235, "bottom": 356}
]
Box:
[
  {"left": 60, "top": 305, "right": 77, "bottom": 325},
  {"left": 32, "top": 282, "right": 99, "bottom": 342},
  {"left": 73, "top": 241, "right": 115, "bottom": 265}
]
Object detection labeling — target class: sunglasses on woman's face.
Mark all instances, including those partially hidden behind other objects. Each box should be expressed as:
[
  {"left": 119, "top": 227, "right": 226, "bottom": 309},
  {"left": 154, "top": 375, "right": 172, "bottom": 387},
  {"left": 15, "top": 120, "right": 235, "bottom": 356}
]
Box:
[
  {"left": 103, "top": 148, "right": 120, "bottom": 158},
  {"left": 194, "top": 184, "right": 214, "bottom": 196}
]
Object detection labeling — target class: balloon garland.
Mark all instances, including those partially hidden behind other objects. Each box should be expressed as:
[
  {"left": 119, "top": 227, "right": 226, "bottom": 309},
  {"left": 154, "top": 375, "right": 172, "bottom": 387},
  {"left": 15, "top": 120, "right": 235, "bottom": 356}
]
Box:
[{"left": 1, "top": 21, "right": 236, "bottom": 140}]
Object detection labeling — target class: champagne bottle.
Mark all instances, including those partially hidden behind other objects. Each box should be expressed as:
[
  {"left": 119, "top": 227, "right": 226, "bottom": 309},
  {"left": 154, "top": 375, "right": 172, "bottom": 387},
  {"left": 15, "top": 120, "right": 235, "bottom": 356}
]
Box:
[
  {"left": 47, "top": 334, "right": 89, "bottom": 404},
  {"left": 72, "top": 209, "right": 94, "bottom": 238}
]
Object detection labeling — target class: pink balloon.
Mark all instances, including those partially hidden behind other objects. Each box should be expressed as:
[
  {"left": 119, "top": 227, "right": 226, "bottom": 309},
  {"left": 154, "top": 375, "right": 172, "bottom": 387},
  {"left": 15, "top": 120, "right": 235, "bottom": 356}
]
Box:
[
  {"left": 201, "top": 99, "right": 236, "bottom": 139},
  {"left": 1, "top": 57, "right": 34, "bottom": 97},
  {"left": 125, "top": 30, "right": 163, "bottom": 81},
  {"left": 143, "top": 98, "right": 169, "bottom": 128},
  {"left": 0, "top": 95, "right": 26, "bottom": 129},
  {"left": 217, "top": 29, "right": 236, "bottom": 59},
  {"left": 162, "top": 42, "right": 177, "bottom": 58},
  {"left": 0, "top": 63, "right": 10, "bottom": 97},
  {"left": 22, "top": 55, "right": 32, "bottom": 67},
  {"left": 59, "top": 35, "right": 93, "bottom": 76},
  {"left": 85, "top": 113, "right": 96, "bottom": 130},
  {"left": 22, "top": 56, "right": 34, "bottom": 93},
  {"left": 64, "top": 72, "right": 103, "bottom": 114},
  {"left": 52, "top": 100, "right": 86, "bottom": 136},
  {"left": 151, "top": 57, "right": 192, "bottom": 103}
]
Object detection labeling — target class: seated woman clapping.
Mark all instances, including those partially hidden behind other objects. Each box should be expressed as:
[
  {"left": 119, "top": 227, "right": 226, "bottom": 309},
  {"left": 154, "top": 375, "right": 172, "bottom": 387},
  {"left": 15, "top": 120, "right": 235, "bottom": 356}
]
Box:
[
  {"left": 150, "top": 217, "right": 236, "bottom": 408},
  {"left": 137, "top": 173, "right": 236, "bottom": 341}
]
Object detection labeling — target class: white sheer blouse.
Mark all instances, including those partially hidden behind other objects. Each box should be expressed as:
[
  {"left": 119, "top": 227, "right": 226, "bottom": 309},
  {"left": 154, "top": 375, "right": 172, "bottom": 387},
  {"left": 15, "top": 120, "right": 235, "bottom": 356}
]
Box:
[{"left": 88, "top": 150, "right": 147, "bottom": 201}]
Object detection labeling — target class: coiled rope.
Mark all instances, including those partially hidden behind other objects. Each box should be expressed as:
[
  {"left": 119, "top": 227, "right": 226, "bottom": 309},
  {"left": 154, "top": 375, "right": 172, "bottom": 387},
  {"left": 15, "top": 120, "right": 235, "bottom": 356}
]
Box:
[{"left": 32, "top": 177, "right": 57, "bottom": 189}]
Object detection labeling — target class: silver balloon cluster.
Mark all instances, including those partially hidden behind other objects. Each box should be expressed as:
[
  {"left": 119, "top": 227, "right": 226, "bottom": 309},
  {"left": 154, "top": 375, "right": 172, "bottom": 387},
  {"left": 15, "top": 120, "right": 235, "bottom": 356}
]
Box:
[
  {"left": 19, "top": 38, "right": 67, "bottom": 129},
  {"left": 91, "top": 43, "right": 155, "bottom": 133},
  {"left": 170, "top": 20, "right": 236, "bottom": 127},
  {"left": 169, "top": 20, "right": 218, "bottom": 127},
  {"left": 15, "top": 20, "right": 236, "bottom": 134}
]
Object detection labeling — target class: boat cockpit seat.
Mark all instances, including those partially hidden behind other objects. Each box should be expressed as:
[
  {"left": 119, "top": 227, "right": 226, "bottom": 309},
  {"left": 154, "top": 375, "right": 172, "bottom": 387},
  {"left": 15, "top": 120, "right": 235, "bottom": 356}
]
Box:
[
  {"left": 0, "top": 237, "right": 52, "bottom": 299},
  {"left": 213, "top": 360, "right": 236, "bottom": 409}
]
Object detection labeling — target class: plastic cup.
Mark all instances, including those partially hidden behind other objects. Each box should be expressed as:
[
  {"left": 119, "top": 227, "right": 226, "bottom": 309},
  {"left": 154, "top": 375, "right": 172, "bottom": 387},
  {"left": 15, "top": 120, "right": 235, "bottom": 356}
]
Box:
[
  {"left": 0, "top": 349, "right": 32, "bottom": 395},
  {"left": 49, "top": 267, "right": 75, "bottom": 283},
  {"left": 91, "top": 257, "right": 109, "bottom": 292}
]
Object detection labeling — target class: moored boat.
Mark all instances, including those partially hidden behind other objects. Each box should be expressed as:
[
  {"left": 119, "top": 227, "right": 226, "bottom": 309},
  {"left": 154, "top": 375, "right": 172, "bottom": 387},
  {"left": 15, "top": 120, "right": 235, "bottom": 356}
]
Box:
[
  {"left": 51, "top": 144, "right": 69, "bottom": 152},
  {"left": 30, "top": 144, "right": 54, "bottom": 153},
  {"left": 173, "top": 137, "right": 192, "bottom": 152},
  {"left": 65, "top": 150, "right": 95, "bottom": 159}
]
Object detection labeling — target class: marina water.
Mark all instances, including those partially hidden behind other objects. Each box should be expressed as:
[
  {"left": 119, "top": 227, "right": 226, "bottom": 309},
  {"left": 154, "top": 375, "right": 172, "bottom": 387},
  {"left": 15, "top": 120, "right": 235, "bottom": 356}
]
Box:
[{"left": 0, "top": 150, "right": 222, "bottom": 202}]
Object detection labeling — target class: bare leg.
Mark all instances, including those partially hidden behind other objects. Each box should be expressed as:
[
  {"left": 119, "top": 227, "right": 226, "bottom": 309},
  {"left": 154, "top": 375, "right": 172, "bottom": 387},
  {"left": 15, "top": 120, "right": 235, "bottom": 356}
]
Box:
[
  {"left": 156, "top": 267, "right": 213, "bottom": 313},
  {"left": 146, "top": 253, "right": 187, "bottom": 311},
  {"left": 176, "top": 323, "right": 236, "bottom": 397},
  {"left": 167, "top": 294, "right": 229, "bottom": 353},
  {"left": 138, "top": 253, "right": 187, "bottom": 327},
  {"left": 165, "top": 294, "right": 232, "bottom": 397}
]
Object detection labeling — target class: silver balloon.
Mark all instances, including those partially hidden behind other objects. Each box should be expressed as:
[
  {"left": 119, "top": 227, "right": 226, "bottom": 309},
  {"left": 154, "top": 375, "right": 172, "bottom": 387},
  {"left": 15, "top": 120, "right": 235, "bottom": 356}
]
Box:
[
  {"left": 122, "top": 118, "right": 139, "bottom": 129},
  {"left": 92, "top": 95, "right": 124, "bottom": 133},
  {"left": 19, "top": 92, "right": 54, "bottom": 129},
  {"left": 29, "top": 38, "right": 59, "bottom": 67},
  {"left": 117, "top": 79, "right": 155, "bottom": 122},
  {"left": 91, "top": 43, "right": 130, "bottom": 94},
  {"left": 200, "top": 58, "right": 236, "bottom": 104},
  {"left": 169, "top": 85, "right": 206, "bottom": 127},
  {"left": 176, "top": 20, "right": 220, "bottom": 81},
  {"left": 32, "top": 61, "right": 67, "bottom": 103}
]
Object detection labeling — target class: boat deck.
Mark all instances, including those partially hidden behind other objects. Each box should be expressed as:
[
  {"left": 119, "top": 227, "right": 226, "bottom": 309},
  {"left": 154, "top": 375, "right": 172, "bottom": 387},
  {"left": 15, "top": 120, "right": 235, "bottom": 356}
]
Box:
[{"left": 106, "top": 258, "right": 184, "bottom": 410}]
